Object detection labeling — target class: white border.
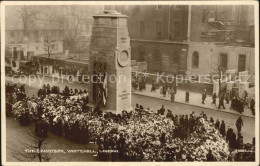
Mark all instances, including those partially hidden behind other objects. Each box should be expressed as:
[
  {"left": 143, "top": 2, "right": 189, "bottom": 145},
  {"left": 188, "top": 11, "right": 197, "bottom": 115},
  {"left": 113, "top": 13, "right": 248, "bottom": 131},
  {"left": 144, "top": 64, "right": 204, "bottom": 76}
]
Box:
[{"left": 1, "top": 1, "right": 259, "bottom": 166}]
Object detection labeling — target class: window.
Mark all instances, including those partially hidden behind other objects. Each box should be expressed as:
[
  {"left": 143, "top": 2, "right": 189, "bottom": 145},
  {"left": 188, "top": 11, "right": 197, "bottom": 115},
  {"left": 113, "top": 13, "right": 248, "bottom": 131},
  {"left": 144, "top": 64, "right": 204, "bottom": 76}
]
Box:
[
  {"left": 157, "top": 5, "right": 163, "bottom": 10},
  {"left": 36, "top": 46, "right": 39, "bottom": 51},
  {"left": 156, "top": 20, "right": 162, "bottom": 40},
  {"left": 174, "top": 22, "right": 181, "bottom": 37},
  {"left": 220, "top": 53, "right": 228, "bottom": 70},
  {"left": 10, "top": 31, "right": 15, "bottom": 37},
  {"left": 139, "top": 20, "right": 145, "bottom": 38},
  {"left": 238, "top": 54, "right": 246, "bottom": 72},
  {"left": 171, "top": 51, "right": 179, "bottom": 64},
  {"left": 192, "top": 51, "right": 199, "bottom": 68}
]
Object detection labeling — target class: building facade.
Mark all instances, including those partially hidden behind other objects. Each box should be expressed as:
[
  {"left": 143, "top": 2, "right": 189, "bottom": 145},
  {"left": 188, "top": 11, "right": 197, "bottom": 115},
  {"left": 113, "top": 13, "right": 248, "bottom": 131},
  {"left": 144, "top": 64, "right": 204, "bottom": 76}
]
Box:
[
  {"left": 106, "top": 5, "right": 190, "bottom": 74},
  {"left": 107, "top": 5, "right": 255, "bottom": 81}
]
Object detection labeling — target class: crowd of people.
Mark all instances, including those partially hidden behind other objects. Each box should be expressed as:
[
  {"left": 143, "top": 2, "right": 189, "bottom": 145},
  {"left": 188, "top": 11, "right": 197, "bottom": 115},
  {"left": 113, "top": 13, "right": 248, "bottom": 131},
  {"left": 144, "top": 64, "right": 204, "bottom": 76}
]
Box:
[{"left": 7, "top": 83, "right": 255, "bottom": 161}]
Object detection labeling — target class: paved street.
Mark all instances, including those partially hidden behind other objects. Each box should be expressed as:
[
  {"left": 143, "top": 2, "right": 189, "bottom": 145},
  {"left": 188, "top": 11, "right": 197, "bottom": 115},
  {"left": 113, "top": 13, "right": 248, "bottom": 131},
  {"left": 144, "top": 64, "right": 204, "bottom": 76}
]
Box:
[
  {"left": 6, "top": 117, "right": 98, "bottom": 162},
  {"left": 133, "top": 84, "right": 254, "bottom": 117},
  {"left": 5, "top": 75, "right": 255, "bottom": 161}
]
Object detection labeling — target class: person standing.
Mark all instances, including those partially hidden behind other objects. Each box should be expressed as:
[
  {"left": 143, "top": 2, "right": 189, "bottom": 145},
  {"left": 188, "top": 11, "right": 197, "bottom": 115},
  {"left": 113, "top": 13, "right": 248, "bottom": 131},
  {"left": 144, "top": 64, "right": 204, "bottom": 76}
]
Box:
[
  {"left": 220, "top": 120, "right": 226, "bottom": 137},
  {"left": 202, "top": 89, "right": 207, "bottom": 104},
  {"left": 226, "top": 126, "right": 233, "bottom": 143},
  {"left": 250, "top": 97, "right": 255, "bottom": 115},
  {"left": 185, "top": 90, "right": 189, "bottom": 103},
  {"left": 229, "top": 130, "right": 237, "bottom": 150},
  {"left": 215, "top": 119, "right": 220, "bottom": 130},
  {"left": 242, "top": 90, "right": 248, "bottom": 104},
  {"left": 225, "top": 90, "right": 230, "bottom": 104},
  {"left": 206, "top": 149, "right": 216, "bottom": 161},
  {"left": 160, "top": 105, "right": 165, "bottom": 116},
  {"left": 163, "top": 85, "right": 167, "bottom": 97},
  {"left": 170, "top": 89, "right": 175, "bottom": 102},
  {"left": 218, "top": 94, "right": 225, "bottom": 109},
  {"left": 236, "top": 116, "right": 244, "bottom": 134},
  {"left": 211, "top": 93, "right": 217, "bottom": 105}
]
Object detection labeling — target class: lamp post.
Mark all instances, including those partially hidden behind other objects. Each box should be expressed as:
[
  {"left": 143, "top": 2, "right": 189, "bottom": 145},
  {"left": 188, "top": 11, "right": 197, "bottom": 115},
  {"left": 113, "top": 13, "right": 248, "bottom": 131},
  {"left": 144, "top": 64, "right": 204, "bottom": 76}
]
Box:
[{"left": 217, "top": 64, "right": 222, "bottom": 97}]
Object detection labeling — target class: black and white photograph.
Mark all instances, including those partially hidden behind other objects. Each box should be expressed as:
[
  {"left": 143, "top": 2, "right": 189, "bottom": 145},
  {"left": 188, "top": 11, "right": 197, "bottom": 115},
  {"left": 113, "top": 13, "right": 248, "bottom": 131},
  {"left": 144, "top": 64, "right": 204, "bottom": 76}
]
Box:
[{"left": 1, "top": 1, "right": 259, "bottom": 164}]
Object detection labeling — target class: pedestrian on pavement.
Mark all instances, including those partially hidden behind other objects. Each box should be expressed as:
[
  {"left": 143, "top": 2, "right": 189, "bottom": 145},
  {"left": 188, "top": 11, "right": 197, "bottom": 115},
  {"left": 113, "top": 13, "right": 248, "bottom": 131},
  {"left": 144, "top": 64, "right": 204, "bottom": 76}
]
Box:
[
  {"left": 218, "top": 94, "right": 225, "bottom": 109},
  {"left": 250, "top": 97, "right": 255, "bottom": 115},
  {"left": 242, "top": 90, "right": 248, "bottom": 103},
  {"left": 225, "top": 90, "right": 230, "bottom": 104},
  {"left": 162, "top": 86, "right": 167, "bottom": 97},
  {"left": 220, "top": 120, "right": 226, "bottom": 137},
  {"left": 211, "top": 93, "right": 217, "bottom": 105},
  {"left": 202, "top": 89, "right": 207, "bottom": 104},
  {"left": 151, "top": 83, "right": 156, "bottom": 92},
  {"left": 170, "top": 89, "right": 175, "bottom": 102},
  {"left": 215, "top": 119, "right": 220, "bottom": 130},
  {"left": 185, "top": 90, "right": 189, "bottom": 103},
  {"left": 236, "top": 116, "right": 244, "bottom": 134}
]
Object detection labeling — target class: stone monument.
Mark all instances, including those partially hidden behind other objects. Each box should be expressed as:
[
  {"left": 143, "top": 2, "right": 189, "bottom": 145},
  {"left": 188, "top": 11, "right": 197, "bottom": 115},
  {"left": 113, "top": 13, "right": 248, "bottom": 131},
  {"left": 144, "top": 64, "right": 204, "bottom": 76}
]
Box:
[{"left": 88, "top": 10, "right": 132, "bottom": 114}]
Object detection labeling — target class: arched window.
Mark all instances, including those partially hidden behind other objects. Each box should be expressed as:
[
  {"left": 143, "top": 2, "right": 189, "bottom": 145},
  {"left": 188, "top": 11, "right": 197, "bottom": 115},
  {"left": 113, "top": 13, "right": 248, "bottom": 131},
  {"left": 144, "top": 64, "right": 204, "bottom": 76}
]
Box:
[{"left": 192, "top": 51, "right": 199, "bottom": 68}]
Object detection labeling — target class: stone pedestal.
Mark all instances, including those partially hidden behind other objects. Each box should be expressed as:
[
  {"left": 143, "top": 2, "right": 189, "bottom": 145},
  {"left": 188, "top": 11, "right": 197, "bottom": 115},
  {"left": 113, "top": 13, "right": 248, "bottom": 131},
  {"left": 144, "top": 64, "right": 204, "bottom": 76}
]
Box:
[{"left": 88, "top": 10, "right": 132, "bottom": 114}]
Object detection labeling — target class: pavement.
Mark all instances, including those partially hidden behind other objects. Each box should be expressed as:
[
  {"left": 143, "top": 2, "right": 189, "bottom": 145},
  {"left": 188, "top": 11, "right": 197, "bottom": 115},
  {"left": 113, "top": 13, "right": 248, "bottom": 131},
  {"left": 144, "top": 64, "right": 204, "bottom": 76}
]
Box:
[{"left": 132, "top": 84, "right": 255, "bottom": 118}]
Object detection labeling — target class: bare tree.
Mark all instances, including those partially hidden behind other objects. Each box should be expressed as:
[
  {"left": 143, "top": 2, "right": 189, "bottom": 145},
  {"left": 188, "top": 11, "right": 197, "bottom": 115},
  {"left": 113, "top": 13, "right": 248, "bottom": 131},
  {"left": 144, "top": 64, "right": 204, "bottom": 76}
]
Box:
[
  {"left": 12, "top": 131, "right": 55, "bottom": 162},
  {"left": 63, "top": 6, "right": 85, "bottom": 51},
  {"left": 44, "top": 35, "right": 56, "bottom": 58},
  {"left": 16, "top": 6, "right": 44, "bottom": 36}
]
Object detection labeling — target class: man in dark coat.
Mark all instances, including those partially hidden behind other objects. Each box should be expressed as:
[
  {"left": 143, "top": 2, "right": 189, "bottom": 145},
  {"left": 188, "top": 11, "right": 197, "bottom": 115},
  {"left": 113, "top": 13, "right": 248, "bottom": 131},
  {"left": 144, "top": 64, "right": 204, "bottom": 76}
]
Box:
[
  {"left": 226, "top": 126, "right": 233, "bottom": 143},
  {"left": 170, "top": 89, "right": 175, "bottom": 102},
  {"left": 215, "top": 119, "right": 220, "bottom": 130},
  {"left": 159, "top": 105, "right": 165, "bottom": 115},
  {"left": 162, "top": 86, "right": 167, "bottom": 97},
  {"left": 220, "top": 120, "right": 226, "bottom": 137},
  {"left": 250, "top": 97, "right": 255, "bottom": 115},
  {"left": 218, "top": 94, "right": 225, "bottom": 109},
  {"left": 236, "top": 116, "right": 243, "bottom": 133},
  {"left": 206, "top": 149, "right": 216, "bottom": 161},
  {"left": 229, "top": 130, "right": 237, "bottom": 149},
  {"left": 225, "top": 90, "right": 230, "bottom": 104},
  {"left": 211, "top": 93, "right": 217, "bottom": 105},
  {"left": 185, "top": 90, "right": 189, "bottom": 102},
  {"left": 202, "top": 90, "right": 207, "bottom": 104}
]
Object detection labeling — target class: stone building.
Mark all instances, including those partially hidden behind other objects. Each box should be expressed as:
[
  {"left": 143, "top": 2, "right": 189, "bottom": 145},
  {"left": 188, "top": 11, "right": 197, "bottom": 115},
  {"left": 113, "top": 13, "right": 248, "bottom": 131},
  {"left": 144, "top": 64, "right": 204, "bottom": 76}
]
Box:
[
  {"left": 106, "top": 5, "right": 255, "bottom": 79},
  {"left": 106, "top": 5, "right": 190, "bottom": 74}
]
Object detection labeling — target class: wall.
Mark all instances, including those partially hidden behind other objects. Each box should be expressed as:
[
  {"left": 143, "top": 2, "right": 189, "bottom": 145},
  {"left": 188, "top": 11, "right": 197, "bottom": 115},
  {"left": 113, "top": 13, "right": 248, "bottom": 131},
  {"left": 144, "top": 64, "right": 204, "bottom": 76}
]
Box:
[
  {"left": 187, "top": 42, "right": 216, "bottom": 76},
  {"left": 187, "top": 42, "right": 255, "bottom": 83},
  {"left": 131, "top": 40, "right": 188, "bottom": 74},
  {"left": 215, "top": 45, "right": 255, "bottom": 83},
  {"left": 6, "top": 41, "right": 64, "bottom": 58}
]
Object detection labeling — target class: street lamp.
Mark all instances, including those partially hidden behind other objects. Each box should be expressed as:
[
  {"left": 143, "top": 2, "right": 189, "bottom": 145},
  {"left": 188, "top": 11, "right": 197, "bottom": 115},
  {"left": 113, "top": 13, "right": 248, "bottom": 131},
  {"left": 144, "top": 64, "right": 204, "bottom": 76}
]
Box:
[{"left": 217, "top": 64, "right": 222, "bottom": 97}]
